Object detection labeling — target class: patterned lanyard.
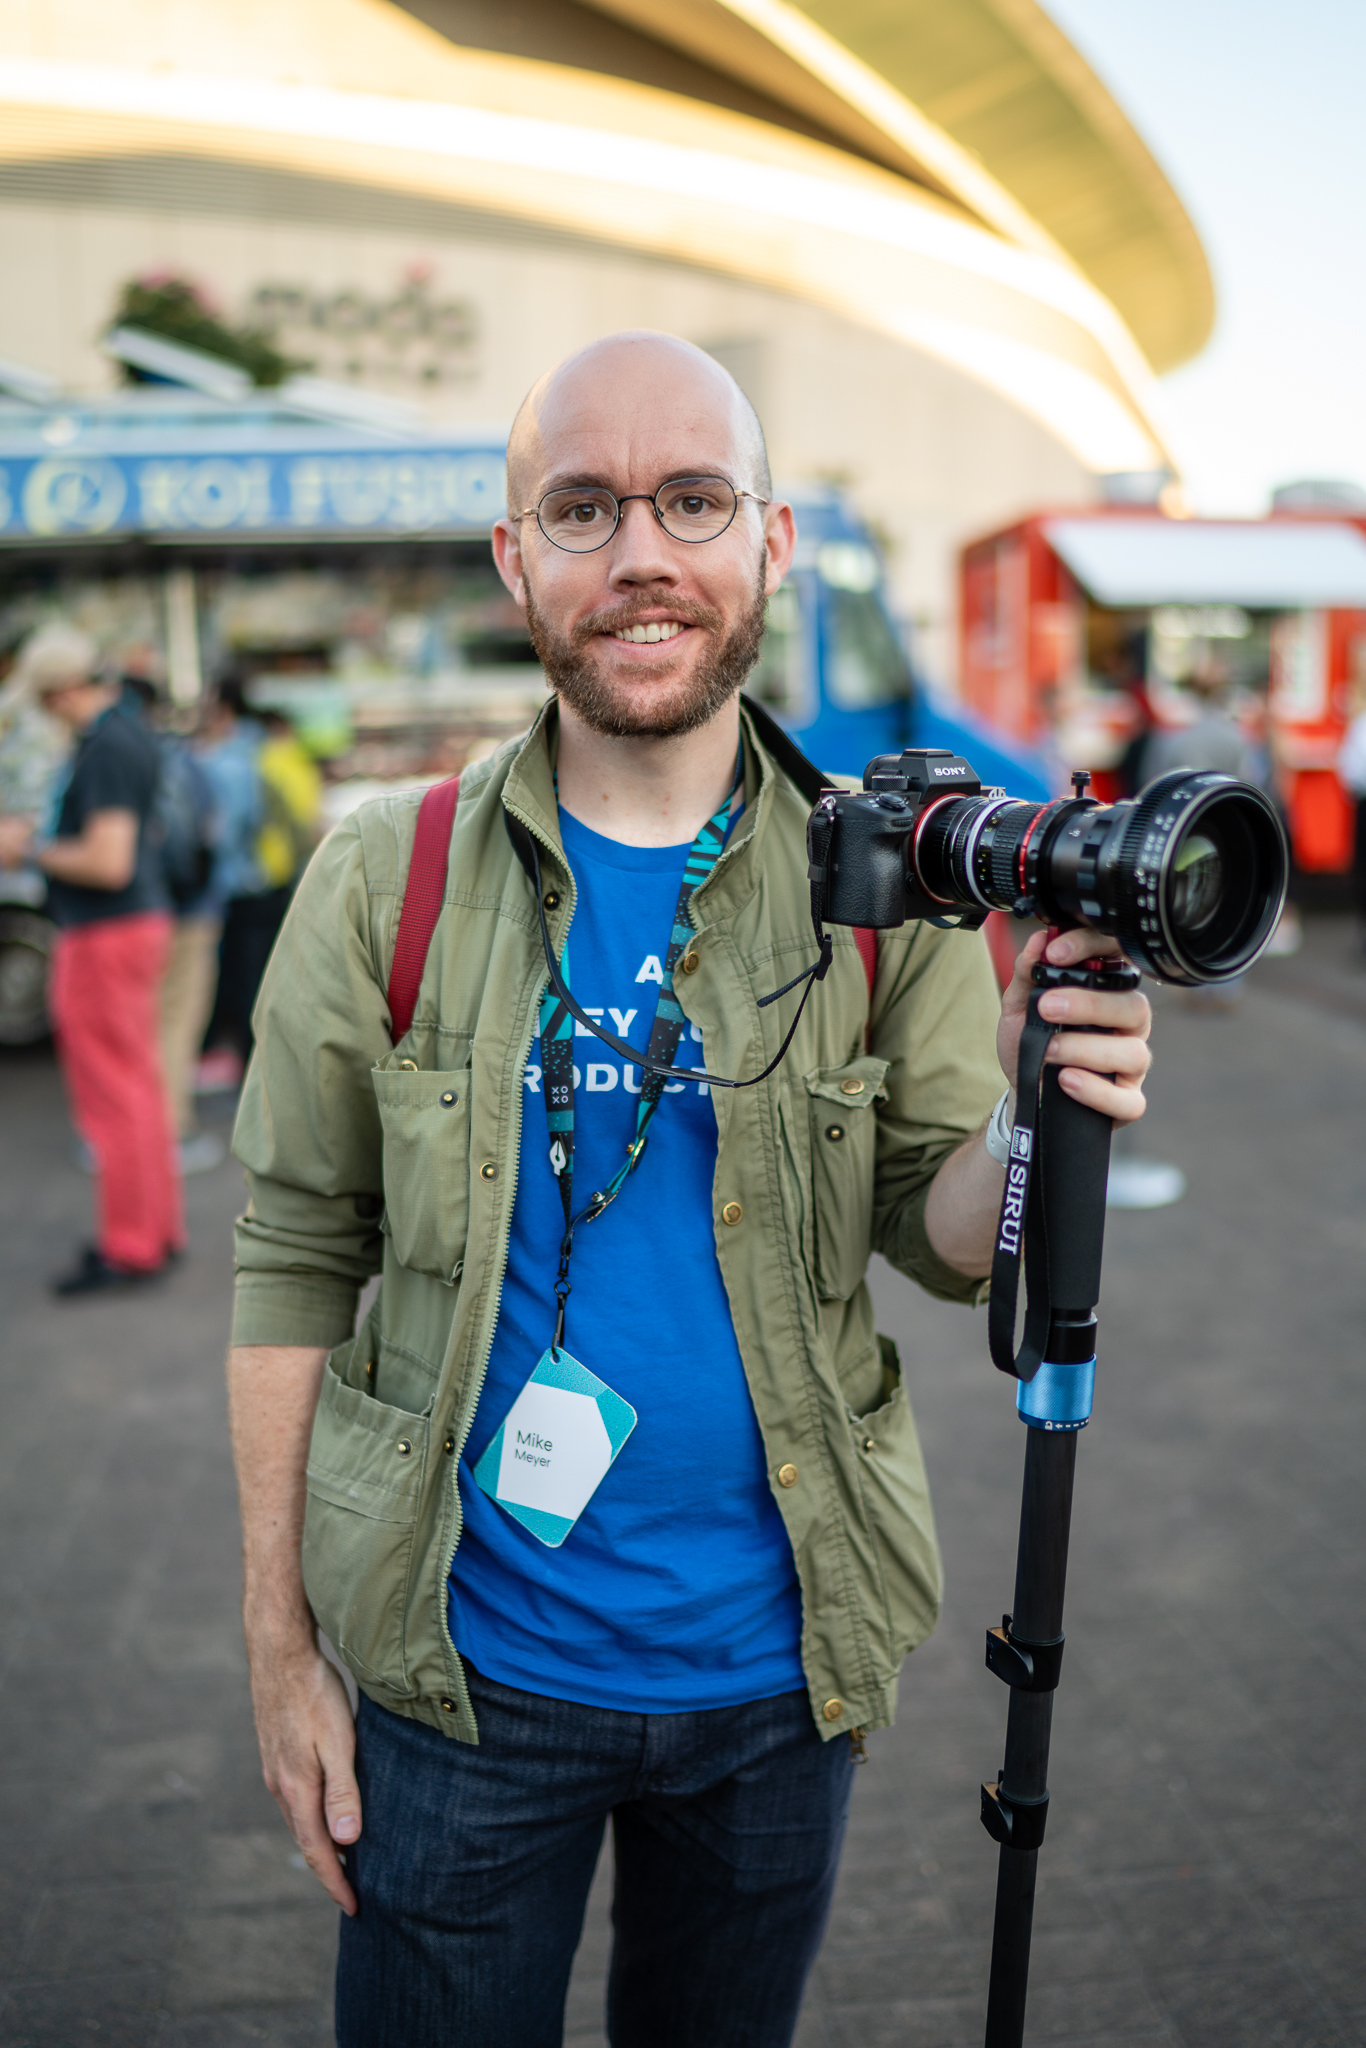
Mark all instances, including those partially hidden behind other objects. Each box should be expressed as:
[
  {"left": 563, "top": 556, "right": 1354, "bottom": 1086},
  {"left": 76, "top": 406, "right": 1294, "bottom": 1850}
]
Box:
[{"left": 539, "top": 754, "right": 744, "bottom": 1353}]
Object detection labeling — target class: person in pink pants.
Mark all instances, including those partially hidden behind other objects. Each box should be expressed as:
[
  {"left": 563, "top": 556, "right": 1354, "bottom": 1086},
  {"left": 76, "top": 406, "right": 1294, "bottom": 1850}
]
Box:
[{"left": 0, "top": 626, "right": 184, "bottom": 1293}]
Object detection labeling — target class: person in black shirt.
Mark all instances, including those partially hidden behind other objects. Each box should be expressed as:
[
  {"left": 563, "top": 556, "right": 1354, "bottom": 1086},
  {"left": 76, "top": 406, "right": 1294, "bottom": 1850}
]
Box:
[{"left": 0, "top": 626, "right": 185, "bottom": 1292}]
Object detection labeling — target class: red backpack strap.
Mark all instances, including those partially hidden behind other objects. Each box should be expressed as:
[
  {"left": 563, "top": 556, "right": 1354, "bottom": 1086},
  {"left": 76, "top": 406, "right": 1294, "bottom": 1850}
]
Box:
[
  {"left": 854, "top": 926, "right": 877, "bottom": 1001},
  {"left": 386, "top": 777, "right": 459, "bottom": 1045},
  {"left": 854, "top": 926, "right": 877, "bottom": 1049}
]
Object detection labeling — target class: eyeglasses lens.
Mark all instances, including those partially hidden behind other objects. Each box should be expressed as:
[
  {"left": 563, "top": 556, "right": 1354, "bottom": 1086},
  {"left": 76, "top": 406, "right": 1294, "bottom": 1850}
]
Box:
[
  {"left": 535, "top": 478, "right": 738, "bottom": 552},
  {"left": 654, "top": 478, "right": 737, "bottom": 542},
  {"left": 536, "top": 488, "right": 618, "bottom": 551}
]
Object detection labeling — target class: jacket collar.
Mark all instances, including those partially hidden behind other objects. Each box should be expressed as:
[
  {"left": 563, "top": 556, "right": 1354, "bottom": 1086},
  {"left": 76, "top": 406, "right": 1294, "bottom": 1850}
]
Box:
[{"left": 499, "top": 692, "right": 788, "bottom": 905}]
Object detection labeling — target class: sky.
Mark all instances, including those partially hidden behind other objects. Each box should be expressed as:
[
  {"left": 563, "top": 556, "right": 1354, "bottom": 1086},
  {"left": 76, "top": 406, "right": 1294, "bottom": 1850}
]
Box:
[{"left": 1042, "top": 0, "right": 1366, "bottom": 515}]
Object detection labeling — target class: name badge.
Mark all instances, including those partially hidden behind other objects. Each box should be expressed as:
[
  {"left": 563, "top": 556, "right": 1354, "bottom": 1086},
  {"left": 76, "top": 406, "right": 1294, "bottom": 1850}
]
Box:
[{"left": 472, "top": 1348, "right": 637, "bottom": 1548}]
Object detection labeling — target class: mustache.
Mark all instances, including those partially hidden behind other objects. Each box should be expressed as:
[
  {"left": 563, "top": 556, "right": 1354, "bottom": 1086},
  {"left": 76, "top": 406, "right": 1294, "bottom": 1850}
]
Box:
[{"left": 572, "top": 594, "right": 722, "bottom": 646}]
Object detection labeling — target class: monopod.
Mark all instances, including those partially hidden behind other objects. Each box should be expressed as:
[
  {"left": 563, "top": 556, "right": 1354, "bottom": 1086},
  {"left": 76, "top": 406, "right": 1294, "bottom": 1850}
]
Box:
[{"left": 977, "top": 950, "right": 1137, "bottom": 2048}]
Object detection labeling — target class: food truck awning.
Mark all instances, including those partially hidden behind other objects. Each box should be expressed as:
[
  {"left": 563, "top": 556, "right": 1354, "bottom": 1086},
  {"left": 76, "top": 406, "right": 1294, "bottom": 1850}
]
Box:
[
  {"left": 0, "top": 395, "right": 506, "bottom": 544},
  {"left": 1043, "top": 516, "right": 1366, "bottom": 608}
]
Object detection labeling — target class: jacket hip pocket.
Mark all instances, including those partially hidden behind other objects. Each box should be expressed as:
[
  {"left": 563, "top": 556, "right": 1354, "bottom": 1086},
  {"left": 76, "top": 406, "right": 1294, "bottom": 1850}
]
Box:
[
  {"left": 372, "top": 1061, "right": 471, "bottom": 1284},
  {"left": 302, "top": 1343, "right": 429, "bottom": 1693},
  {"left": 803, "top": 1055, "right": 888, "bottom": 1299},
  {"left": 849, "top": 1335, "right": 942, "bottom": 1661}
]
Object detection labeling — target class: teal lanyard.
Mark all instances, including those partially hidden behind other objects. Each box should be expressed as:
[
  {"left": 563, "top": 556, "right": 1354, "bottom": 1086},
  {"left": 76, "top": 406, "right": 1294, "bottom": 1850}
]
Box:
[{"left": 540, "top": 755, "right": 743, "bottom": 1353}]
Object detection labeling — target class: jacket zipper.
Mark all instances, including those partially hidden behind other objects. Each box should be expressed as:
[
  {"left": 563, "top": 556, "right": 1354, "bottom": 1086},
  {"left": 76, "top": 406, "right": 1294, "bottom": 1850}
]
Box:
[{"left": 434, "top": 803, "right": 574, "bottom": 1734}]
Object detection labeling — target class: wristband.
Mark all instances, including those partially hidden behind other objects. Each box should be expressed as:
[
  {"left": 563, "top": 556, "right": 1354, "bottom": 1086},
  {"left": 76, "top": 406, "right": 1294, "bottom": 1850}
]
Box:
[{"left": 984, "top": 1089, "right": 1015, "bottom": 1167}]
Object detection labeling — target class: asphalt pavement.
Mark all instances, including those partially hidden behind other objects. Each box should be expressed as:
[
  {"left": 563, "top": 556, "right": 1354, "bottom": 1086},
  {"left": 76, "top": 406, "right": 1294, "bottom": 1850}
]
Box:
[{"left": 1, "top": 915, "right": 1363, "bottom": 2047}]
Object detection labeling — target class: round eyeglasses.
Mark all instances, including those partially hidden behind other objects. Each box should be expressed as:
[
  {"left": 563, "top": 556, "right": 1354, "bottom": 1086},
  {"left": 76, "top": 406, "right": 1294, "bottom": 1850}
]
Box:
[{"left": 514, "top": 476, "right": 768, "bottom": 554}]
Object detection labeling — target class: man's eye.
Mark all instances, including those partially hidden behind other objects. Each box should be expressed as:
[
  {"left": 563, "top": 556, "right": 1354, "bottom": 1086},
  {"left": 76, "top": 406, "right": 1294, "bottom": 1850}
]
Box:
[
  {"left": 678, "top": 496, "right": 707, "bottom": 516},
  {"left": 568, "top": 502, "right": 602, "bottom": 523}
]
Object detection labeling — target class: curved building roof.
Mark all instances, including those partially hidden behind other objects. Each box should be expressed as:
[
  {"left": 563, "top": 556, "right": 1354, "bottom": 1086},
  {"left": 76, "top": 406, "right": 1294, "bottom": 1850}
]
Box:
[
  {"left": 420, "top": 0, "right": 1213, "bottom": 373},
  {"left": 0, "top": 0, "right": 1208, "bottom": 470}
]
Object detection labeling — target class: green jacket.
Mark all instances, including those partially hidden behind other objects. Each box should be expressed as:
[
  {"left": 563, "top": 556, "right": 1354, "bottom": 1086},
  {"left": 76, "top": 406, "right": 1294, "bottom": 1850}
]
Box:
[{"left": 232, "top": 701, "right": 1004, "bottom": 1744}]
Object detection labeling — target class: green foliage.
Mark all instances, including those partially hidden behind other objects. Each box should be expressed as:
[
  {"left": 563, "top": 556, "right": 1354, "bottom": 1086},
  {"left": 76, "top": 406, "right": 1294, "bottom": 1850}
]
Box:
[{"left": 111, "top": 275, "right": 307, "bottom": 387}]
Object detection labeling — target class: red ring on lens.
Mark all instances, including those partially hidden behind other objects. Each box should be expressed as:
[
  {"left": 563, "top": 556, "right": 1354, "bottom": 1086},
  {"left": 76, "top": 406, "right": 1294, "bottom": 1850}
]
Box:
[{"left": 1016, "top": 798, "right": 1074, "bottom": 898}]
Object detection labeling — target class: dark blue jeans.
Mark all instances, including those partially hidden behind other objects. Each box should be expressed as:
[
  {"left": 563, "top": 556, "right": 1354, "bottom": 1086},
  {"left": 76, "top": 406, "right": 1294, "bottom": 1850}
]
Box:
[{"left": 336, "top": 1666, "right": 854, "bottom": 2048}]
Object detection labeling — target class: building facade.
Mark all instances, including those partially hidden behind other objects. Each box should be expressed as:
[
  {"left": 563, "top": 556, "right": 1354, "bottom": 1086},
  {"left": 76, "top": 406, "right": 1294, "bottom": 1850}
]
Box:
[{"left": 0, "top": 0, "right": 1211, "bottom": 683}]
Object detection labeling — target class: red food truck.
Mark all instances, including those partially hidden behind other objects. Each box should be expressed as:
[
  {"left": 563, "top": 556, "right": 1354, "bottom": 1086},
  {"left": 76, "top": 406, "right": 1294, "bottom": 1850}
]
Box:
[{"left": 958, "top": 509, "right": 1366, "bottom": 879}]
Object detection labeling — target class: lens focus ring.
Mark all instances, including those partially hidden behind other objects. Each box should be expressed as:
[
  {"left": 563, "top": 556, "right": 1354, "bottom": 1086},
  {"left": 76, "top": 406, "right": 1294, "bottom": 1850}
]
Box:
[{"left": 988, "top": 804, "right": 1038, "bottom": 907}]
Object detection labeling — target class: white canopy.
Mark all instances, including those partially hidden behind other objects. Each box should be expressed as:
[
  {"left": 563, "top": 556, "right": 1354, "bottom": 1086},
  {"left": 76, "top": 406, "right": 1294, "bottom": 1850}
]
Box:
[{"left": 1044, "top": 517, "right": 1366, "bottom": 608}]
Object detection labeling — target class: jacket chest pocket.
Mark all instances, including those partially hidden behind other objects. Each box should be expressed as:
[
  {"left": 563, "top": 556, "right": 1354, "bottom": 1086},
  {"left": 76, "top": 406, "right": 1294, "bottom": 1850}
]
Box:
[
  {"left": 372, "top": 1062, "right": 471, "bottom": 1284},
  {"left": 803, "top": 1055, "right": 889, "bottom": 1300}
]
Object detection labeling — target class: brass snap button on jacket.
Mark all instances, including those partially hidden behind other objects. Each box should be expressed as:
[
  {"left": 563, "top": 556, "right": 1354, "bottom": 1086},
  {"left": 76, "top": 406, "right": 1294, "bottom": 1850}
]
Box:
[
  {"left": 443, "top": 1434, "right": 456, "bottom": 1455},
  {"left": 777, "top": 1463, "right": 799, "bottom": 1488},
  {"left": 398, "top": 1058, "right": 418, "bottom": 1071},
  {"left": 543, "top": 890, "right": 560, "bottom": 910},
  {"left": 823, "top": 1698, "right": 844, "bottom": 1722},
  {"left": 440, "top": 1090, "right": 458, "bottom": 1108},
  {"left": 825, "top": 1123, "right": 845, "bottom": 1143},
  {"left": 396, "top": 1438, "right": 412, "bottom": 1457},
  {"left": 721, "top": 1201, "right": 743, "bottom": 1226},
  {"left": 839, "top": 1077, "right": 866, "bottom": 1095},
  {"left": 680, "top": 951, "right": 700, "bottom": 974},
  {"left": 440, "top": 1697, "right": 456, "bottom": 1713},
  {"left": 480, "top": 1162, "right": 498, "bottom": 1182}
]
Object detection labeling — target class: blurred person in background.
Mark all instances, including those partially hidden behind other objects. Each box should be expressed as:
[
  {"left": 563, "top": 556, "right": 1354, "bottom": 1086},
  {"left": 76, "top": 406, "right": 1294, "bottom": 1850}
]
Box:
[
  {"left": 0, "top": 625, "right": 184, "bottom": 1293},
  {"left": 1139, "top": 654, "right": 1251, "bottom": 784},
  {"left": 198, "top": 676, "right": 264, "bottom": 1085},
  {"left": 1140, "top": 656, "right": 1306, "bottom": 978},
  {"left": 1337, "top": 670, "right": 1366, "bottom": 960},
  {"left": 118, "top": 677, "right": 227, "bottom": 1176},
  {"left": 201, "top": 680, "right": 321, "bottom": 1066},
  {"left": 0, "top": 632, "right": 70, "bottom": 816}
]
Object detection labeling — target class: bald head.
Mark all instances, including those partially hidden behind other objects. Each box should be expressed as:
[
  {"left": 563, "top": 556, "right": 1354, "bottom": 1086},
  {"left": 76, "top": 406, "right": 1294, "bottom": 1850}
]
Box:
[{"left": 506, "top": 331, "right": 770, "bottom": 516}]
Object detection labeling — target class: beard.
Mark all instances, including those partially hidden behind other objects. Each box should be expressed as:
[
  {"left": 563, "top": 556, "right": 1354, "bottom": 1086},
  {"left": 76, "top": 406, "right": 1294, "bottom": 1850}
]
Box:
[{"left": 524, "top": 568, "right": 768, "bottom": 739}]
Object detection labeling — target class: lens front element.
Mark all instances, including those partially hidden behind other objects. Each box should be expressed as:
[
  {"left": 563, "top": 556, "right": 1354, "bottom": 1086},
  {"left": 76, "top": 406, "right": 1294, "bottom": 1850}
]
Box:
[{"left": 1167, "top": 829, "right": 1223, "bottom": 937}]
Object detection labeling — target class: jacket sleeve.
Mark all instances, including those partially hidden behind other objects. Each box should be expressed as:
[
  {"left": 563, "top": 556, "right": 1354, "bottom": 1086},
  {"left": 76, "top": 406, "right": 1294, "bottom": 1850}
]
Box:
[
  {"left": 230, "top": 814, "right": 396, "bottom": 1347},
  {"left": 869, "top": 920, "right": 1005, "bottom": 1303}
]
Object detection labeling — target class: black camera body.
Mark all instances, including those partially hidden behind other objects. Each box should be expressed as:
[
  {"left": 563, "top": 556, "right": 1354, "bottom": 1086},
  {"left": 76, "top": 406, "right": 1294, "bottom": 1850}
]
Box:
[
  {"left": 808, "top": 746, "right": 1289, "bottom": 986},
  {"left": 816, "top": 749, "right": 994, "bottom": 930}
]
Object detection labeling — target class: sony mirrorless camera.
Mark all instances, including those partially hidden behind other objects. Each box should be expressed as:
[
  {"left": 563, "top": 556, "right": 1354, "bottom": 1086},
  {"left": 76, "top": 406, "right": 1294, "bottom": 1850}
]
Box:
[{"left": 807, "top": 748, "right": 1289, "bottom": 985}]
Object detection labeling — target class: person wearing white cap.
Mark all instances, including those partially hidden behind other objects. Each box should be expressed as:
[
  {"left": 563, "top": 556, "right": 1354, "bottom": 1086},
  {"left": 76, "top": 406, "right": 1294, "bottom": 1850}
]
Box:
[{"left": 0, "top": 623, "right": 184, "bottom": 1292}]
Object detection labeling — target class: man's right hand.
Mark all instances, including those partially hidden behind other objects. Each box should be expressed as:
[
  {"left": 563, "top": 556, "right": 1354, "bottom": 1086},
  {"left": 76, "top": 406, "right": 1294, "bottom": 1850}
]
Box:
[
  {"left": 227, "top": 1343, "right": 361, "bottom": 1912},
  {"left": 248, "top": 1631, "right": 362, "bottom": 1915}
]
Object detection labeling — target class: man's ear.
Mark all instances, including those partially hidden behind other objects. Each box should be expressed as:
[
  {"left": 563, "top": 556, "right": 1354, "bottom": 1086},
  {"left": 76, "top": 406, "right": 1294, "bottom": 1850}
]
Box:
[
  {"left": 491, "top": 518, "right": 527, "bottom": 608},
  {"left": 762, "top": 501, "right": 797, "bottom": 596}
]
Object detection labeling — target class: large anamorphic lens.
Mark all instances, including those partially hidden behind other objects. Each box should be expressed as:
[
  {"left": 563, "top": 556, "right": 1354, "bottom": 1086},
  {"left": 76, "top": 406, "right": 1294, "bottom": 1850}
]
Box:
[
  {"left": 1108, "top": 775, "right": 1288, "bottom": 982},
  {"left": 907, "top": 769, "right": 1288, "bottom": 984}
]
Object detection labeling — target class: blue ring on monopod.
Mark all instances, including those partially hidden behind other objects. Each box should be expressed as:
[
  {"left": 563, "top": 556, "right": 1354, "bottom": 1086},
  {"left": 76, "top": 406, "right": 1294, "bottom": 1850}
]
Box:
[{"left": 1017, "top": 1357, "right": 1096, "bottom": 1432}]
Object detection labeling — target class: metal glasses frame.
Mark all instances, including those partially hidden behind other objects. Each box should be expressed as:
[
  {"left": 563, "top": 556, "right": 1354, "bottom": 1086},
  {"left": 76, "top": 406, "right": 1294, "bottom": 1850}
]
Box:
[{"left": 512, "top": 474, "right": 770, "bottom": 553}]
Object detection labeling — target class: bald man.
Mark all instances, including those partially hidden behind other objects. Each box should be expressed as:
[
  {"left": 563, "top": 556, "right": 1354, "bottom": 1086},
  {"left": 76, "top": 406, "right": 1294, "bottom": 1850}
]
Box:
[{"left": 228, "top": 332, "right": 1151, "bottom": 2048}]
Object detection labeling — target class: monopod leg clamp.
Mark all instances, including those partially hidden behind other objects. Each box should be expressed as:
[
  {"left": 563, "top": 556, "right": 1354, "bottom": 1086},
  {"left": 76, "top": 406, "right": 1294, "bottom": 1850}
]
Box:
[{"left": 980, "top": 957, "right": 1133, "bottom": 2048}]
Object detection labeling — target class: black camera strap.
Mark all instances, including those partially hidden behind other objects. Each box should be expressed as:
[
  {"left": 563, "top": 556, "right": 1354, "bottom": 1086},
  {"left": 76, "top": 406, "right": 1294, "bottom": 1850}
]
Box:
[
  {"left": 987, "top": 991, "right": 1055, "bottom": 1384},
  {"left": 503, "top": 695, "right": 840, "bottom": 1096}
]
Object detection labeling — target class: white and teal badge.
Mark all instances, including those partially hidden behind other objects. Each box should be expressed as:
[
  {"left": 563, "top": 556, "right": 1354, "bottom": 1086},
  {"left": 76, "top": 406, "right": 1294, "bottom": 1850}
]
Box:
[{"left": 472, "top": 1348, "right": 637, "bottom": 1548}]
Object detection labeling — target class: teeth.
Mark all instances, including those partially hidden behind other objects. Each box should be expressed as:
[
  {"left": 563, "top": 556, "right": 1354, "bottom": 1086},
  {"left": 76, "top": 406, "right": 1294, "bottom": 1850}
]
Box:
[{"left": 614, "top": 621, "right": 683, "bottom": 643}]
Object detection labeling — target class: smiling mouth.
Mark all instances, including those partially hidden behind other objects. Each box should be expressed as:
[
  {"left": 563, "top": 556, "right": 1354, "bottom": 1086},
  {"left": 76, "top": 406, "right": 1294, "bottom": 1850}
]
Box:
[{"left": 609, "top": 621, "right": 688, "bottom": 644}]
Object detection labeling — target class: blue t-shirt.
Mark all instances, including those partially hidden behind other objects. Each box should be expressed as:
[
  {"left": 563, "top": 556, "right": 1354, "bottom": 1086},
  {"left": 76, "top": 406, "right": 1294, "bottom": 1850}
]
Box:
[{"left": 448, "top": 808, "right": 805, "bottom": 1712}]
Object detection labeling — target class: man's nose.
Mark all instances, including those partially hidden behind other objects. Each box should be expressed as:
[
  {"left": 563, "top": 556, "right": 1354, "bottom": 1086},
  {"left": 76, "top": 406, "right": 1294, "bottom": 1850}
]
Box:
[{"left": 606, "top": 497, "right": 680, "bottom": 584}]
